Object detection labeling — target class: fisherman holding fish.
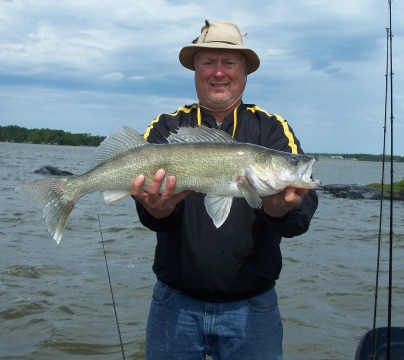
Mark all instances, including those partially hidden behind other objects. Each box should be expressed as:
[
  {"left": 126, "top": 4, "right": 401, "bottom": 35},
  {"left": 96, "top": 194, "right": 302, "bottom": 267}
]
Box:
[
  {"left": 131, "top": 20, "right": 319, "bottom": 359},
  {"left": 17, "top": 19, "right": 320, "bottom": 360}
]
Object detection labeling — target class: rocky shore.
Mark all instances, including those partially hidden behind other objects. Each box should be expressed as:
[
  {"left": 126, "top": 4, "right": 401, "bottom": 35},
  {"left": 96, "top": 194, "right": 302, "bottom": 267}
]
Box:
[{"left": 321, "top": 184, "right": 404, "bottom": 201}]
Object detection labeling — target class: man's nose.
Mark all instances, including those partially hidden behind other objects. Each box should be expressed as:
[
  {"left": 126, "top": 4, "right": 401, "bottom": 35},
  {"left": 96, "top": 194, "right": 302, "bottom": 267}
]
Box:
[{"left": 212, "top": 64, "right": 225, "bottom": 77}]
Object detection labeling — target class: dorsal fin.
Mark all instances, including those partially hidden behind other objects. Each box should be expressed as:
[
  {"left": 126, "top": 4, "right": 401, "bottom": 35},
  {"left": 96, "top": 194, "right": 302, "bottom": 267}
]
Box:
[
  {"left": 93, "top": 126, "right": 147, "bottom": 166},
  {"left": 167, "top": 125, "right": 236, "bottom": 144}
]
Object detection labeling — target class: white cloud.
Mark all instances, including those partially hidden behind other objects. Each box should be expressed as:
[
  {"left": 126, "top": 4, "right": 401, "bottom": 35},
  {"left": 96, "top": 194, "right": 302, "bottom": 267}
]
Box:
[
  {"left": 102, "top": 72, "right": 145, "bottom": 82},
  {"left": 102, "top": 72, "right": 126, "bottom": 82},
  {"left": 128, "top": 75, "right": 145, "bottom": 81}
]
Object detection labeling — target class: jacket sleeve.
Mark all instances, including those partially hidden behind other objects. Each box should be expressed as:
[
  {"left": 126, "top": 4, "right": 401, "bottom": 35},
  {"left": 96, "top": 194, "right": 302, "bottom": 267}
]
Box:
[
  {"left": 143, "top": 114, "right": 172, "bottom": 144},
  {"left": 257, "top": 111, "right": 319, "bottom": 237},
  {"left": 135, "top": 197, "right": 185, "bottom": 232},
  {"left": 256, "top": 189, "right": 318, "bottom": 237}
]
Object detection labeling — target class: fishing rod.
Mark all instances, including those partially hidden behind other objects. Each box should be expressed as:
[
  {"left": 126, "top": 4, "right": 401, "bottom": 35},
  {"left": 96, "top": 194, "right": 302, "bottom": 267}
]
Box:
[
  {"left": 370, "top": 24, "right": 390, "bottom": 359},
  {"left": 386, "top": 0, "right": 394, "bottom": 357},
  {"left": 355, "top": 2, "right": 402, "bottom": 359},
  {"left": 374, "top": 2, "right": 395, "bottom": 358},
  {"left": 98, "top": 214, "right": 126, "bottom": 360}
]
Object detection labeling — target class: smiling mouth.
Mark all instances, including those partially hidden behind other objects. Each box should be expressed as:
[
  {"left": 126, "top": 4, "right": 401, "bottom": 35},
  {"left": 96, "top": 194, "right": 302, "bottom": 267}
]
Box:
[{"left": 210, "top": 84, "right": 229, "bottom": 93}]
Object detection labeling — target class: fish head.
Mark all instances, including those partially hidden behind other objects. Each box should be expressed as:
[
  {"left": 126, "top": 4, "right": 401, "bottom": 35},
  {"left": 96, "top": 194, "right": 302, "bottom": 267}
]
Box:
[
  {"left": 269, "top": 152, "right": 321, "bottom": 190},
  {"left": 247, "top": 151, "right": 321, "bottom": 194}
]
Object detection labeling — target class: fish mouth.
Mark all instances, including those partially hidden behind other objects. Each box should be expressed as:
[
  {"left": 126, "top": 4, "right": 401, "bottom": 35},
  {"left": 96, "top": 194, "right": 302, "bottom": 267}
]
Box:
[{"left": 299, "top": 158, "right": 322, "bottom": 187}]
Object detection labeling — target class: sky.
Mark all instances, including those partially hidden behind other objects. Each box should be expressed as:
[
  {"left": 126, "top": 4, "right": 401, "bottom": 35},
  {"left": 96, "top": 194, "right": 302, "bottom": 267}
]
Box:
[{"left": 1, "top": 0, "right": 403, "bottom": 155}]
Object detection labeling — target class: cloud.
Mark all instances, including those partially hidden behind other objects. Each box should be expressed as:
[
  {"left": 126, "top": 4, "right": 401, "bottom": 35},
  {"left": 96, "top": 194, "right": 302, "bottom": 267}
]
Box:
[
  {"left": 102, "top": 72, "right": 126, "bottom": 82},
  {"left": 0, "top": 0, "right": 403, "bottom": 154},
  {"left": 102, "top": 72, "right": 145, "bottom": 82}
]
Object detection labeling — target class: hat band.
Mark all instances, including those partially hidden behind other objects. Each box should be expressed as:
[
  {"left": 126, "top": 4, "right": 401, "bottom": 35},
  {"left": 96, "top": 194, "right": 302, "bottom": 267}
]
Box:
[{"left": 201, "top": 40, "right": 239, "bottom": 45}]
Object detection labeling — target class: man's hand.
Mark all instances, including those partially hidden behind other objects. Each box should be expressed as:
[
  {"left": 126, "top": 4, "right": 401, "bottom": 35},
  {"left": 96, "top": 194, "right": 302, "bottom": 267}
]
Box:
[
  {"left": 131, "top": 169, "right": 191, "bottom": 219},
  {"left": 261, "top": 187, "right": 308, "bottom": 218}
]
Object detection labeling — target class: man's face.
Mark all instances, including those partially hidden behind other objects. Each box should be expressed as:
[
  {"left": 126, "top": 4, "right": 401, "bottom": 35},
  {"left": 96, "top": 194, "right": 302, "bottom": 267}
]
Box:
[{"left": 194, "top": 49, "right": 246, "bottom": 111}]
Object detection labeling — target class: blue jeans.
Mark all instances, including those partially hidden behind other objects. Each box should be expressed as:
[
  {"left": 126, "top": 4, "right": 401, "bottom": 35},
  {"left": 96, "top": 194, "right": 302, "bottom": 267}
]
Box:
[{"left": 146, "top": 281, "right": 283, "bottom": 359}]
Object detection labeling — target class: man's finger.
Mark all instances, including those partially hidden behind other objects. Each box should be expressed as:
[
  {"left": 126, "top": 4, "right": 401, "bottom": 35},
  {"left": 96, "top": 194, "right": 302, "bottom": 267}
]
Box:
[
  {"left": 148, "top": 169, "right": 166, "bottom": 194},
  {"left": 131, "top": 174, "right": 145, "bottom": 196}
]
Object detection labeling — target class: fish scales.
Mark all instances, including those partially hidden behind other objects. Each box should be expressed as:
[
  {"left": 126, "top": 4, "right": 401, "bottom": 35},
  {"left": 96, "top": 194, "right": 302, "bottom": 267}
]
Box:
[{"left": 69, "top": 142, "right": 262, "bottom": 197}]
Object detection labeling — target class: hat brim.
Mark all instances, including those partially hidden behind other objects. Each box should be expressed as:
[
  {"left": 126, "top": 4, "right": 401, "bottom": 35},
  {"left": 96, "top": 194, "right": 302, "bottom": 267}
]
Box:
[{"left": 179, "top": 43, "right": 260, "bottom": 75}]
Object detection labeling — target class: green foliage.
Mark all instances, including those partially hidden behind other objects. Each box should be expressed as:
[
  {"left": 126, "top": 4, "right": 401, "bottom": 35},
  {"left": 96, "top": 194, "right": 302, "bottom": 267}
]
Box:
[
  {"left": 368, "top": 178, "right": 404, "bottom": 191},
  {"left": 306, "top": 153, "right": 404, "bottom": 163},
  {"left": 0, "top": 125, "right": 105, "bottom": 147}
]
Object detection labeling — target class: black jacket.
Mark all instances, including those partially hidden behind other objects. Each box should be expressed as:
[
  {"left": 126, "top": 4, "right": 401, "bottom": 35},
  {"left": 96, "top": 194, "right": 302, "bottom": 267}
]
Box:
[{"left": 136, "top": 102, "right": 318, "bottom": 302}]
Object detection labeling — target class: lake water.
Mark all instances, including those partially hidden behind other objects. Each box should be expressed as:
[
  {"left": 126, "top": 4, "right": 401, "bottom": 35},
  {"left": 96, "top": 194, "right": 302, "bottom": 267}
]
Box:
[{"left": 1, "top": 142, "right": 404, "bottom": 360}]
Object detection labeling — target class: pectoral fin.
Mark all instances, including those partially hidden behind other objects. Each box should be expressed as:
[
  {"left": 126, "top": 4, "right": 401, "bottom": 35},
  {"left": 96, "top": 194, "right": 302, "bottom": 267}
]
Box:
[
  {"left": 237, "top": 176, "right": 262, "bottom": 208},
  {"left": 245, "top": 165, "right": 278, "bottom": 195},
  {"left": 204, "top": 194, "right": 233, "bottom": 228},
  {"left": 103, "top": 190, "right": 131, "bottom": 204}
]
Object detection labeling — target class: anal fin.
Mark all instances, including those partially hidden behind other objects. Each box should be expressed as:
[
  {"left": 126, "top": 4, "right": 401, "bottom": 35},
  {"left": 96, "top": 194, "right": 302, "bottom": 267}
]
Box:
[{"left": 104, "top": 190, "right": 131, "bottom": 204}]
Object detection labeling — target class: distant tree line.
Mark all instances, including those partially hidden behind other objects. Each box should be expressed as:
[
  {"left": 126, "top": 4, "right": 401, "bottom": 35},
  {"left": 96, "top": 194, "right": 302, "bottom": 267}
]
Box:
[
  {"left": 1, "top": 125, "right": 403, "bottom": 163},
  {"left": 307, "top": 152, "right": 404, "bottom": 163},
  {"left": 0, "top": 125, "right": 105, "bottom": 147}
]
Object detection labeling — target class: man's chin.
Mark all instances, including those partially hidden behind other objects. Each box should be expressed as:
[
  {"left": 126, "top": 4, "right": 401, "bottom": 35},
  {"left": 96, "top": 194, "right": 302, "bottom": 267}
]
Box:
[{"left": 206, "top": 96, "right": 232, "bottom": 107}]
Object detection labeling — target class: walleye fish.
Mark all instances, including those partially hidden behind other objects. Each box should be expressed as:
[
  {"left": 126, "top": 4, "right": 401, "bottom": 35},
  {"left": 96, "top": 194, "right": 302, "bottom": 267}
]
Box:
[{"left": 16, "top": 125, "right": 321, "bottom": 243}]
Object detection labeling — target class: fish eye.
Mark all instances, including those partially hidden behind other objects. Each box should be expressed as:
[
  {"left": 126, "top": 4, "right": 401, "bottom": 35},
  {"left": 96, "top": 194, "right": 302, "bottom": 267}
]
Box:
[{"left": 290, "top": 156, "right": 300, "bottom": 166}]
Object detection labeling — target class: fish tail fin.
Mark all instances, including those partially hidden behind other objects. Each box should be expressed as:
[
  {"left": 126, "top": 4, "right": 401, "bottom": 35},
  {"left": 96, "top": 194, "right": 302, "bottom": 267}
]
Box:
[{"left": 16, "top": 178, "right": 76, "bottom": 244}]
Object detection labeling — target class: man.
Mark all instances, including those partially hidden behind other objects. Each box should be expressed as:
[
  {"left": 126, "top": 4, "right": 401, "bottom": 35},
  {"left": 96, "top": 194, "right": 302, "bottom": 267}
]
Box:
[{"left": 131, "top": 20, "right": 318, "bottom": 360}]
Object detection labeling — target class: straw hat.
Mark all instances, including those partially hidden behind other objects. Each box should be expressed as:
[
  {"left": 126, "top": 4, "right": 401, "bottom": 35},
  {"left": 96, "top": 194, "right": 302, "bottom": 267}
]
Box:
[{"left": 179, "top": 20, "right": 260, "bottom": 75}]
